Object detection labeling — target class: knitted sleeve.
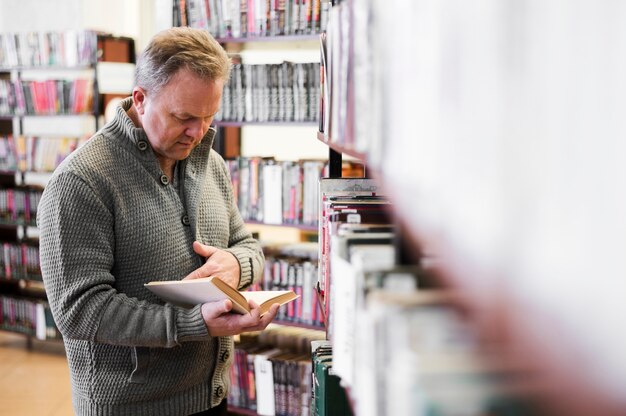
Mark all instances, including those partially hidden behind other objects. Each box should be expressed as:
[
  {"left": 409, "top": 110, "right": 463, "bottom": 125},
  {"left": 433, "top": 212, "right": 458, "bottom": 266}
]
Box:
[{"left": 37, "top": 171, "right": 209, "bottom": 347}]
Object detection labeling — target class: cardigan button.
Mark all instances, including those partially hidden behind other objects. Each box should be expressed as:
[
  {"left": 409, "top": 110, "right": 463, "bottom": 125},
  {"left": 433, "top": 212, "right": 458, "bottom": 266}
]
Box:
[
  {"left": 215, "top": 386, "right": 224, "bottom": 398},
  {"left": 137, "top": 140, "right": 148, "bottom": 151},
  {"left": 181, "top": 215, "right": 190, "bottom": 226},
  {"left": 221, "top": 350, "right": 230, "bottom": 362},
  {"left": 160, "top": 175, "right": 169, "bottom": 185}
]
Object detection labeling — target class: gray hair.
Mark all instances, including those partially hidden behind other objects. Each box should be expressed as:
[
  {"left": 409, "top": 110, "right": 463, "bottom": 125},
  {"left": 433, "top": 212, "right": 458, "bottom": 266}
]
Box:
[{"left": 135, "top": 27, "right": 231, "bottom": 94}]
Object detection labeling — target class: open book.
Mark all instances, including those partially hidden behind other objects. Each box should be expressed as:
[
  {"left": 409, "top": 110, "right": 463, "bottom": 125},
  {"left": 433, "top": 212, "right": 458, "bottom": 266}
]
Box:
[{"left": 144, "top": 276, "right": 298, "bottom": 316}]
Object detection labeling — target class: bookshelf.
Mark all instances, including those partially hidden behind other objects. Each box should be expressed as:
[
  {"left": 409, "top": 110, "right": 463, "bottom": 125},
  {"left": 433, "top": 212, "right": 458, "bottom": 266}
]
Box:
[
  {"left": 174, "top": 0, "right": 331, "bottom": 236},
  {"left": 0, "top": 30, "right": 135, "bottom": 343},
  {"left": 174, "top": 2, "right": 336, "bottom": 414},
  {"left": 218, "top": 49, "right": 330, "bottom": 408},
  {"left": 220, "top": 53, "right": 327, "bottom": 234}
]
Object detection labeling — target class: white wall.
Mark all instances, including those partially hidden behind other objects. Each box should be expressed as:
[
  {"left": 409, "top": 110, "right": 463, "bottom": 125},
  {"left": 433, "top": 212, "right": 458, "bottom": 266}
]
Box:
[
  {"left": 236, "top": 40, "right": 327, "bottom": 161},
  {"left": 0, "top": 0, "right": 157, "bottom": 52},
  {"left": 0, "top": 0, "right": 82, "bottom": 32}
]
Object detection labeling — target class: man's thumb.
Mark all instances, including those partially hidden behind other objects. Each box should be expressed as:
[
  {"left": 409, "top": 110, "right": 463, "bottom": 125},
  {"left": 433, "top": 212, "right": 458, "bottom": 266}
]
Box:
[{"left": 193, "top": 241, "right": 219, "bottom": 258}]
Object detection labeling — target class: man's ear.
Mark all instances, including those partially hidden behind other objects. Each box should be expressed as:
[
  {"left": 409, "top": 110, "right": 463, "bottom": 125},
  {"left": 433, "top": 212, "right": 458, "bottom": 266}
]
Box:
[{"left": 132, "top": 87, "right": 147, "bottom": 115}]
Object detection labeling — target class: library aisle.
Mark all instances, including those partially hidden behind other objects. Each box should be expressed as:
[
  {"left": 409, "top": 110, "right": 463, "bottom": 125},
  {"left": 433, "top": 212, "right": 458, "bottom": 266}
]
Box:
[{"left": 0, "top": 332, "right": 72, "bottom": 416}]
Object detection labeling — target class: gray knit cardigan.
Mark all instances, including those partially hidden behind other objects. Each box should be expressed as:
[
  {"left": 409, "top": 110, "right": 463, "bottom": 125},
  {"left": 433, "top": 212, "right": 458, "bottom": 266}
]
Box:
[{"left": 37, "top": 98, "right": 264, "bottom": 416}]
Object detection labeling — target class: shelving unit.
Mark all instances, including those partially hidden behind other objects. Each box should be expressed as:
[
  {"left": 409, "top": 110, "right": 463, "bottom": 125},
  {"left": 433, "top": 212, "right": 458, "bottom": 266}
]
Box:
[
  {"left": 172, "top": 0, "right": 331, "bottom": 232},
  {"left": 0, "top": 30, "right": 135, "bottom": 343},
  {"left": 217, "top": 40, "right": 326, "bottom": 234},
  {"left": 172, "top": 3, "right": 336, "bottom": 415},
  {"left": 215, "top": 34, "right": 321, "bottom": 44}
]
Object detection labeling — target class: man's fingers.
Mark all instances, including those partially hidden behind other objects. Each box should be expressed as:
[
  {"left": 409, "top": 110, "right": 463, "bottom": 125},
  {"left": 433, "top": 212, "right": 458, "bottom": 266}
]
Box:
[
  {"left": 251, "top": 303, "right": 280, "bottom": 330},
  {"left": 261, "top": 304, "right": 280, "bottom": 324},
  {"left": 183, "top": 269, "right": 204, "bottom": 280},
  {"left": 203, "top": 299, "right": 232, "bottom": 319},
  {"left": 204, "top": 302, "right": 281, "bottom": 336}
]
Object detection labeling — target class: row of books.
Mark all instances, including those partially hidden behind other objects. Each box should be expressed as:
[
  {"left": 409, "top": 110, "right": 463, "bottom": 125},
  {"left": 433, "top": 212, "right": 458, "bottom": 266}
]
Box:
[
  {"left": 318, "top": 180, "right": 535, "bottom": 414},
  {"left": 318, "top": 2, "right": 383, "bottom": 164},
  {"left": 0, "top": 187, "right": 42, "bottom": 226},
  {"left": 1, "top": 241, "right": 41, "bottom": 282},
  {"left": 0, "top": 78, "right": 94, "bottom": 116},
  {"left": 326, "top": 231, "right": 534, "bottom": 414},
  {"left": 311, "top": 341, "right": 353, "bottom": 416},
  {"left": 228, "top": 327, "right": 325, "bottom": 415},
  {"left": 318, "top": 177, "right": 392, "bottom": 330},
  {"left": 318, "top": 3, "right": 351, "bottom": 141},
  {"left": 0, "top": 295, "right": 59, "bottom": 340},
  {"left": 344, "top": 274, "right": 532, "bottom": 415},
  {"left": 226, "top": 157, "right": 365, "bottom": 227},
  {"left": 225, "top": 157, "right": 325, "bottom": 226},
  {"left": 0, "top": 135, "right": 87, "bottom": 173},
  {"left": 0, "top": 30, "right": 96, "bottom": 68},
  {"left": 217, "top": 62, "right": 320, "bottom": 123},
  {"left": 176, "top": 0, "right": 330, "bottom": 38},
  {"left": 251, "top": 242, "right": 323, "bottom": 327}
]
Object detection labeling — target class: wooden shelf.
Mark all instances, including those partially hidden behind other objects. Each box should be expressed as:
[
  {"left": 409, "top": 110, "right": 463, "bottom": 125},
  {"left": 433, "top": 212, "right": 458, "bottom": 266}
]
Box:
[
  {"left": 273, "top": 319, "right": 324, "bottom": 331},
  {"left": 0, "top": 219, "right": 37, "bottom": 228},
  {"left": 214, "top": 120, "right": 317, "bottom": 127},
  {"left": 1, "top": 113, "right": 97, "bottom": 121},
  {"left": 216, "top": 34, "right": 320, "bottom": 44},
  {"left": 13, "top": 113, "right": 97, "bottom": 117},
  {"left": 0, "top": 64, "right": 94, "bottom": 71},
  {"left": 317, "top": 131, "right": 367, "bottom": 161},
  {"left": 0, "top": 279, "right": 47, "bottom": 300},
  {"left": 244, "top": 220, "right": 317, "bottom": 232},
  {"left": 18, "top": 279, "right": 45, "bottom": 292},
  {"left": 227, "top": 405, "right": 257, "bottom": 415}
]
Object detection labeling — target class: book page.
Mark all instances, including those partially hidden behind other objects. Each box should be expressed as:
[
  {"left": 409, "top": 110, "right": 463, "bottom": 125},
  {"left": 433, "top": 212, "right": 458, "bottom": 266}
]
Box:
[{"left": 242, "top": 290, "right": 296, "bottom": 306}]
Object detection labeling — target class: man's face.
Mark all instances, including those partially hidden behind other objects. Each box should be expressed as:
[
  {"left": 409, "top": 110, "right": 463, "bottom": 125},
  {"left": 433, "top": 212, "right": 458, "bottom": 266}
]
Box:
[{"left": 133, "top": 69, "right": 223, "bottom": 167}]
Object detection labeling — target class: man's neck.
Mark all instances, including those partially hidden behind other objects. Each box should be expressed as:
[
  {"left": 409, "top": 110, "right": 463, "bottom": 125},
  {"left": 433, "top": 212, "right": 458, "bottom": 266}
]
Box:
[
  {"left": 160, "top": 159, "right": 177, "bottom": 180},
  {"left": 127, "top": 104, "right": 175, "bottom": 180},
  {"left": 126, "top": 104, "right": 141, "bottom": 128}
]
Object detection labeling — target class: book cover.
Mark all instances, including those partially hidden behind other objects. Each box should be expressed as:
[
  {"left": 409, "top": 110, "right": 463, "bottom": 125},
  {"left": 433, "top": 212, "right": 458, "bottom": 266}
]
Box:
[{"left": 144, "top": 276, "right": 298, "bottom": 316}]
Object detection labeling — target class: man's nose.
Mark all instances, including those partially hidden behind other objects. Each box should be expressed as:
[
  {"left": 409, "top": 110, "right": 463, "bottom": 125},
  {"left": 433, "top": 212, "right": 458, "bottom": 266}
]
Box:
[{"left": 186, "top": 119, "right": 207, "bottom": 140}]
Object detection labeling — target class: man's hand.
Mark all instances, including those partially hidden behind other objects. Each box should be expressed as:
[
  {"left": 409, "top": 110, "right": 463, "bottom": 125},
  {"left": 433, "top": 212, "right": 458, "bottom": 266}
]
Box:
[
  {"left": 201, "top": 299, "right": 280, "bottom": 337},
  {"left": 184, "top": 241, "right": 241, "bottom": 288}
]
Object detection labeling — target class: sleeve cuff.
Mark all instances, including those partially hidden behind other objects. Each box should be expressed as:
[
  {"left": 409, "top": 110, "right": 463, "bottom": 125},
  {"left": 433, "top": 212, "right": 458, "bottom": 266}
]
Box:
[
  {"left": 226, "top": 247, "right": 253, "bottom": 290},
  {"left": 175, "top": 304, "right": 209, "bottom": 343}
]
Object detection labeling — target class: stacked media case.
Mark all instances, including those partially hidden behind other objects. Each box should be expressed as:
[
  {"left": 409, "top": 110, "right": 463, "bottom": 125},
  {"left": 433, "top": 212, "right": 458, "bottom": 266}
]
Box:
[
  {"left": 173, "top": 2, "right": 343, "bottom": 415},
  {"left": 174, "top": 0, "right": 330, "bottom": 38},
  {"left": 0, "top": 30, "right": 135, "bottom": 345}
]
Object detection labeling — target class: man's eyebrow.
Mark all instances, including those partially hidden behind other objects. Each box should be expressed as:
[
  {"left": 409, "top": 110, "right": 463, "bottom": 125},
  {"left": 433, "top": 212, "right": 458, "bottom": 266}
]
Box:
[{"left": 175, "top": 111, "right": 219, "bottom": 118}]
